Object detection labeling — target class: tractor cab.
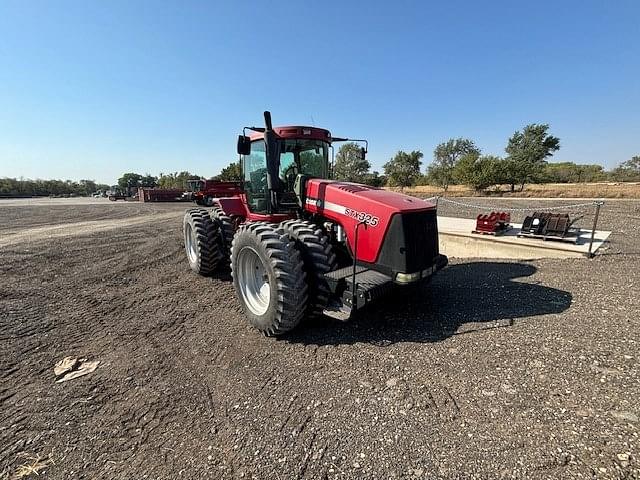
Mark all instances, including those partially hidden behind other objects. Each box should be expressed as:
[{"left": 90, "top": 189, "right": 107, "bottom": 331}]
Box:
[
  {"left": 238, "top": 126, "right": 331, "bottom": 213},
  {"left": 237, "top": 112, "right": 366, "bottom": 215}
]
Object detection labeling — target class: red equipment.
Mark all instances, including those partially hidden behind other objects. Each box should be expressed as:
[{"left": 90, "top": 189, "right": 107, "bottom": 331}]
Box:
[
  {"left": 182, "top": 111, "right": 447, "bottom": 335},
  {"left": 473, "top": 212, "right": 511, "bottom": 235},
  {"left": 187, "top": 179, "right": 243, "bottom": 206},
  {"left": 138, "top": 187, "right": 185, "bottom": 202}
]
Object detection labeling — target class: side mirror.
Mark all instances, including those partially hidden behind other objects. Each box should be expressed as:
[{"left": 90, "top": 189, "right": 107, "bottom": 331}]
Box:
[
  {"left": 237, "top": 135, "right": 251, "bottom": 155},
  {"left": 360, "top": 147, "right": 367, "bottom": 160}
]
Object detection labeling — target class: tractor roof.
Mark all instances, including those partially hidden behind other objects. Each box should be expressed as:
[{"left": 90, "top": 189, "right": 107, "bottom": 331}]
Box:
[{"left": 249, "top": 126, "right": 332, "bottom": 143}]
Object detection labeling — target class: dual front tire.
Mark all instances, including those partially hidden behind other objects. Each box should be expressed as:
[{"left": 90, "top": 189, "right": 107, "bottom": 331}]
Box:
[
  {"left": 183, "top": 211, "right": 334, "bottom": 336},
  {"left": 231, "top": 223, "right": 308, "bottom": 335}
]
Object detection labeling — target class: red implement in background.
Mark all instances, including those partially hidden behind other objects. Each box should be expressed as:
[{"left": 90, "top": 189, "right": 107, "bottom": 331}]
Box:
[
  {"left": 473, "top": 212, "right": 511, "bottom": 235},
  {"left": 138, "top": 188, "right": 185, "bottom": 202},
  {"left": 188, "top": 179, "right": 243, "bottom": 206}
]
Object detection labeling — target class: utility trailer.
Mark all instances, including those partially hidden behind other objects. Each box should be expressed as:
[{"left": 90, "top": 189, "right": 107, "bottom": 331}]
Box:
[
  {"left": 137, "top": 187, "right": 185, "bottom": 202},
  {"left": 182, "top": 111, "right": 448, "bottom": 335}
]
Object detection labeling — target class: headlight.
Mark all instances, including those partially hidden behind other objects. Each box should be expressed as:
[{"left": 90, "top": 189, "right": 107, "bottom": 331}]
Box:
[{"left": 395, "top": 272, "right": 421, "bottom": 284}]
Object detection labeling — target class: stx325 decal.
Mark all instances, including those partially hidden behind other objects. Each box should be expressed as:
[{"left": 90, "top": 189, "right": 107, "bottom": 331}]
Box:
[
  {"left": 344, "top": 208, "right": 379, "bottom": 226},
  {"left": 305, "top": 197, "right": 380, "bottom": 227}
]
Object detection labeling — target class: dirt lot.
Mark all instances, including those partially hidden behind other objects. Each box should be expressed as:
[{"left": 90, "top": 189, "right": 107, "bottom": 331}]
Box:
[{"left": 1, "top": 198, "right": 639, "bottom": 479}]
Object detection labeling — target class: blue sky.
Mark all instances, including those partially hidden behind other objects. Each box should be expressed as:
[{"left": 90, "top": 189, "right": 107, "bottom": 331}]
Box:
[{"left": 1, "top": 0, "right": 638, "bottom": 184}]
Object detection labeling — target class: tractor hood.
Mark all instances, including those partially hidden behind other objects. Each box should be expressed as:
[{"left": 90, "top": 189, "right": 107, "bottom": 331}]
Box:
[
  {"left": 304, "top": 179, "right": 439, "bottom": 268},
  {"left": 305, "top": 180, "right": 435, "bottom": 214}
]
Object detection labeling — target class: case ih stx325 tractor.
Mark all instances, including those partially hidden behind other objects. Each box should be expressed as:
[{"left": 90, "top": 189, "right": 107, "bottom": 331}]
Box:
[{"left": 183, "top": 111, "right": 447, "bottom": 335}]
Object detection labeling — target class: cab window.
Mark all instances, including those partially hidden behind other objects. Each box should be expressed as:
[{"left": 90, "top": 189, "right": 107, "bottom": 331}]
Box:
[
  {"left": 243, "top": 140, "right": 268, "bottom": 213},
  {"left": 279, "top": 140, "right": 329, "bottom": 187}
]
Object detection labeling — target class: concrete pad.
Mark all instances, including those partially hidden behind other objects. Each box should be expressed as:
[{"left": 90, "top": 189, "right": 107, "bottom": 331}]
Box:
[{"left": 437, "top": 216, "right": 611, "bottom": 259}]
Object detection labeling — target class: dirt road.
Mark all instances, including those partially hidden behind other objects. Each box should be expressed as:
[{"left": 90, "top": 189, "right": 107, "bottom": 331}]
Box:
[{"left": 1, "top": 199, "right": 638, "bottom": 479}]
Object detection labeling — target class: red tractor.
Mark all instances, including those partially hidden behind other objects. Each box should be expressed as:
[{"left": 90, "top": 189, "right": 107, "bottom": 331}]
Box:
[{"left": 183, "top": 111, "right": 447, "bottom": 335}]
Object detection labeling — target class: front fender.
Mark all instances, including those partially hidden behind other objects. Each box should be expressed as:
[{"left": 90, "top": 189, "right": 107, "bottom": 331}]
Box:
[{"left": 214, "top": 197, "right": 248, "bottom": 217}]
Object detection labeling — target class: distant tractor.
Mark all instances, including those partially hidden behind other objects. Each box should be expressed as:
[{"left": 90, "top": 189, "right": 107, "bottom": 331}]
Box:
[
  {"left": 107, "top": 187, "right": 128, "bottom": 201},
  {"left": 183, "top": 111, "right": 447, "bottom": 335}
]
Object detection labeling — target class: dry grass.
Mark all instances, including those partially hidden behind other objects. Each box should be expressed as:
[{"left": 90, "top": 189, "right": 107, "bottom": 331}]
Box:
[
  {"left": 3, "top": 453, "right": 54, "bottom": 479},
  {"left": 393, "top": 182, "right": 640, "bottom": 199}
]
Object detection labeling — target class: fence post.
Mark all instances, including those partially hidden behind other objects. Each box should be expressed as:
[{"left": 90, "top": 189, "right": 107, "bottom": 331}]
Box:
[{"left": 587, "top": 201, "right": 603, "bottom": 258}]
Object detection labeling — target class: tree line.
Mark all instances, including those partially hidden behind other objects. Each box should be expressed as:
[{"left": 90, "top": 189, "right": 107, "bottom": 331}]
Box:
[
  {"left": 0, "top": 171, "right": 208, "bottom": 197},
  {"left": 114, "top": 168, "right": 244, "bottom": 191},
  {"left": 2, "top": 123, "right": 638, "bottom": 197},
  {"left": 0, "top": 178, "right": 111, "bottom": 197},
  {"left": 332, "top": 124, "right": 639, "bottom": 191}
]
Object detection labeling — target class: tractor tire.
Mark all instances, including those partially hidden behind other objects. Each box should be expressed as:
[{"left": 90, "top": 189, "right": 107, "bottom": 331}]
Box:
[
  {"left": 183, "top": 208, "right": 223, "bottom": 276},
  {"left": 231, "top": 222, "right": 308, "bottom": 336},
  {"left": 278, "top": 220, "right": 336, "bottom": 318},
  {"left": 210, "top": 205, "right": 234, "bottom": 266}
]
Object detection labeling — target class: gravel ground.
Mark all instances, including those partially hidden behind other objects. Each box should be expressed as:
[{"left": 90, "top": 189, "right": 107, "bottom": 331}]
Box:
[{"left": 1, "top": 198, "right": 639, "bottom": 479}]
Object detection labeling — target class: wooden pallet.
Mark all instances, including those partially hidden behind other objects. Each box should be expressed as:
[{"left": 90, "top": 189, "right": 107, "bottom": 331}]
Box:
[{"left": 472, "top": 226, "right": 512, "bottom": 236}]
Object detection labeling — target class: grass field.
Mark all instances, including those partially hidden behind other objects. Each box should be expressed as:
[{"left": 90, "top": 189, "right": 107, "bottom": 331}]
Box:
[{"left": 397, "top": 182, "right": 640, "bottom": 198}]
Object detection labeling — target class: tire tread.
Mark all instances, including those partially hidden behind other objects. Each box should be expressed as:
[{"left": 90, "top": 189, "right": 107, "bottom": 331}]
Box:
[{"left": 231, "top": 222, "right": 308, "bottom": 336}]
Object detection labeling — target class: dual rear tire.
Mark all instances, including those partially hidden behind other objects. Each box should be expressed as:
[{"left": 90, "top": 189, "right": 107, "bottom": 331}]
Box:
[{"left": 183, "top": 208, "right": 223, "bottom": 275}]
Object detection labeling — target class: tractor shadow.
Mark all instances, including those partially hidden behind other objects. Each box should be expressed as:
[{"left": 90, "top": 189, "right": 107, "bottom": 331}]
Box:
[{"left": 285, "top": 261, "right": 572, "bottom": 346}]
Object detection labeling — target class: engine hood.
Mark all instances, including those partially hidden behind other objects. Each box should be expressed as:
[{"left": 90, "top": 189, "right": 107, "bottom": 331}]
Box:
[
  {"left": 305, "top": 180, "right": 435, "bottom": 214},
  {"left": 304, "top": 179, "right": 437, "bottom": 265}
]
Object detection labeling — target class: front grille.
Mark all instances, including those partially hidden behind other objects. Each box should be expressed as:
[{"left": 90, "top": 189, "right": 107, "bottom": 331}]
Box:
[
  {"left": 373, "top": 208, "right": 439, "bottom": 275},
  {"left": 401, "top": 209, "right": 439, "bottom": 271}
]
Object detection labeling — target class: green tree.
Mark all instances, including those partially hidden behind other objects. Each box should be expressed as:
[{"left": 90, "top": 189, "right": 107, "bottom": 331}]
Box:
[
  {"left": 361, "top": 171, "right": 387, "bottom": 187},
  {"left": 158, "top": 171, "right": 200, "bottom": 189},
  {"left": 117, "top": 172, "right": 157, "bottom": 193},
  {"left": 542, "top": 162, "right": 606, "bottom": 183},
  {"left": 610, "top": 155, "right": 640, "bottom": 182},
  {"left": 428, "top": 138, "right": 480, "bottom": 191},
  {"left": 216, "top": 162, "right": 243, "bottom": 181},
  {"left": 118, "top": 173, "right": 143, "bottom": 190},
  {"left": 578, "top": 164, "right": 607, "bottom": 182},
  {"left": 334, "top": 142, "right": 370, "bottom": 182},
  {"left": 383, "top": 150, "right": 423, "bottom": 189},
  {"left": 504, "top": 124, "right": 560, "bottom": 191},
  {"left": 453, "top": 153, "right": 502, "bottom": 191},
  {"left": 141, "top": 174, "right": 157, "bottom": 187},
  {"left": 79, "top": 179, "right": 97, "bottom": 195}
]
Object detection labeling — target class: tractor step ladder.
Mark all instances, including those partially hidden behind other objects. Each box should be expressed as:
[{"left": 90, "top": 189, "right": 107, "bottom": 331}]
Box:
[{"left": 323, "top": 266, "right": 394, "bottom": 320}]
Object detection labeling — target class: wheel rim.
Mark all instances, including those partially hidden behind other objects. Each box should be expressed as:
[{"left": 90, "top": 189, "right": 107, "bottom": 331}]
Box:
[
  {"left": 185, "top": 222, "right": 198, "bottom": 264},
  {"left": 237, "top": 247, "right": 270, "bottom": 316}
]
